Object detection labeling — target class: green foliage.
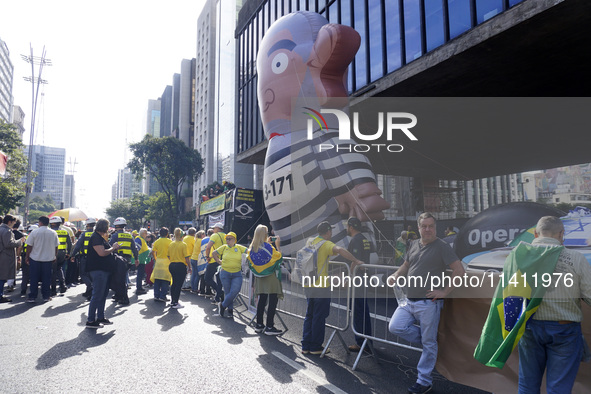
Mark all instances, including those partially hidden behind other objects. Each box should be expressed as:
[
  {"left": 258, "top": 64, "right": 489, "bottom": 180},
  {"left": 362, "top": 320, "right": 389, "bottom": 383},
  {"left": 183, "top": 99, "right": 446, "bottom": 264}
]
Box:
[
  {"left": 146, "top": 192, "right": 172, "bottom": 228},
  {"left": 127, "top": 135, "right": 203, "bottom": 226},
  {"left": 0, "top": 121, "right": 27, "bottom": 213},
  {"left": 29, "top": 195, "right": 57, "bottom": 213},
  {"left": 105, "top": 193, "right": 150, "bottom": 229},
  {"left": 28, "top": 209, "right": 51, "bottom": 221}
]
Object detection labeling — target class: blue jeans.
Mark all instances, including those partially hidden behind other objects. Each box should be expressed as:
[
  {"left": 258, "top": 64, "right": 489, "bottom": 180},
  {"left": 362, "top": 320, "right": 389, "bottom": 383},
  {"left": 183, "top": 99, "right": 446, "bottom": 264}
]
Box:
[
  {"left": 302, "top": 297, "right": 331, "bottom": 351},
  {"left": 190, "top": 259, "right": 199, "bottom": 291},
  {"left": 136, "top": 264, "right": 145, "bottom": 291},
  {"left": 88, "top": 270, "right": 110, "bottom": 322},
  {"left": 353, "top": 297, "right": 372, "bottom": 346},
  {"left": 29, "top": 259, "right": 53, "bottom": 300},
  {"left": 219, "top": 270, "right": 242, "bottom": 310},
  {"left": 518, "top": 319, "right": 583, "bottom": 394},
  {"left": 389, "top": 299, "right": 443, "bottom": 386},
  {"left": 153, "top": 279, "right": 170, "bottom": 300},
  {"left": 205, "top": 262, "right": 224, "bottom": 302}
]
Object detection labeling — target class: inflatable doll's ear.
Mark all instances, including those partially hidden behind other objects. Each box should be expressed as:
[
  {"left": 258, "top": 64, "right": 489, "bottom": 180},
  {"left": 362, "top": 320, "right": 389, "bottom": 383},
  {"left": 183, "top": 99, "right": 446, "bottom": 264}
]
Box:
[{"left": 308, "top": 24, "right": 361, "bottom": 103}]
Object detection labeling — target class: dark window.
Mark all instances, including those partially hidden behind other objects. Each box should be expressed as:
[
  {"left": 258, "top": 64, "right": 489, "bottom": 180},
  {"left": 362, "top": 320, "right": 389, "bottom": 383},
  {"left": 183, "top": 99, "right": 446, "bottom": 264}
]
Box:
[
  {"left": 425, "top": 0, "right": 444, "bottom": 52},
  {"left": 368, "top": 0, "right": 384, "bottom": 82},
  {"left": 476, "top": 0, "right": 503, "bottom": 23},
  {"left": 404, "top": 0, "right": 422, "bottom": 62},
  {"left": 448, "top": 0, "right": 471, "bottom": 39},
  {"left": 385, "top": 0, "right": 402, "bottom": 73}
]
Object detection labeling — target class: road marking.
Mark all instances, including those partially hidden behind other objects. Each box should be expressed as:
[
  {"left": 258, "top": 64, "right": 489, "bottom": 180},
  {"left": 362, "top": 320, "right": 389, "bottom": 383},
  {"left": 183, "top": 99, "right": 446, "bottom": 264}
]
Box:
[{"left": 272, "top": 351, "right": 348, "bottom": 394}]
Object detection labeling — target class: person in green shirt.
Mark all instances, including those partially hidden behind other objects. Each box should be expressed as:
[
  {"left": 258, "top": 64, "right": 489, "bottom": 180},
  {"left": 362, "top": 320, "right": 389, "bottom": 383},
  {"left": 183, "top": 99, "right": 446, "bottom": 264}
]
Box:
[{"left": 212, "top": 231, "right": 247, "bottom": 318}]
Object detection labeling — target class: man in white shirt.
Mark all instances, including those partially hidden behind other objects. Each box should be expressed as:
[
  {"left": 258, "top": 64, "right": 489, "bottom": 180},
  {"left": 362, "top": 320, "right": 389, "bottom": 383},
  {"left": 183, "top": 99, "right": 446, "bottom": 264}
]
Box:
[{"left": 25, "top": 216, "right": 59, "bottom": 302}]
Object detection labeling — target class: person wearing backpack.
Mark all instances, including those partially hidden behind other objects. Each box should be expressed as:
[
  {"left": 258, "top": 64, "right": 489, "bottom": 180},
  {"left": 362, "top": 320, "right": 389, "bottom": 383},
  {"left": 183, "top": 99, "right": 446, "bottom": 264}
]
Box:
[{"left": 301, "top": 221, "right": 363, "bottom": 355}]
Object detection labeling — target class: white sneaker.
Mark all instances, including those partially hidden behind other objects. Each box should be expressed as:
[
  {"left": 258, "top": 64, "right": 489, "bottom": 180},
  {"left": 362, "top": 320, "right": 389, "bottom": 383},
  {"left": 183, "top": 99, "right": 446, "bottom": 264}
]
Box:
[{"left": 171, "top": 302, "right": 184, "bottom": 309}]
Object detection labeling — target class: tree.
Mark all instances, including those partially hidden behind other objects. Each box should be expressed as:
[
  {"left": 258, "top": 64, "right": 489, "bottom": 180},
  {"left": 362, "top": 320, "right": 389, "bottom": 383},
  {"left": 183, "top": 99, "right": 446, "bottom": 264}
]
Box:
[
  {"left": 105, "top": 193, "right": 149, "bottom": 229},
  {"left": 0, "top": 121, "right": 27, "bottom": 214},
  {"left": 29, "top": 195, "right": 57, "bottom": 213},
  {"left": 127, "top": 135, "right": 203, "bottom": 228},
  {"left": 145, "top": 192, "right": 171, "bottom": 228}
]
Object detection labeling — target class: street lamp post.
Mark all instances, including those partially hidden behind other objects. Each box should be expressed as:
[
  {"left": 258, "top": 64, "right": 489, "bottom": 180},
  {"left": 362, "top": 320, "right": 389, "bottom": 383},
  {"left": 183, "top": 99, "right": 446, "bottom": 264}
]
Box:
[{"left": 21, "top": 45, "right": 51, "bottom": 226}]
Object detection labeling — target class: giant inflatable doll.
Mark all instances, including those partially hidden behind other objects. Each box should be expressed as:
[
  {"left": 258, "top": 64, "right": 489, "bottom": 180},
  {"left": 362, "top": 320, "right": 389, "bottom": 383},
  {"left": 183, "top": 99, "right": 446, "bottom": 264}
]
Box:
[{"left": 257, "top": 11, "right": 390, "bottom": 256}]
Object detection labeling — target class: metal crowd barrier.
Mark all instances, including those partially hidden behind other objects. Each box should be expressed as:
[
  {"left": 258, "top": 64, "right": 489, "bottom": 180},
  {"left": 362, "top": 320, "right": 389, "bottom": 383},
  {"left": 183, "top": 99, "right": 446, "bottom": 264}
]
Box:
[
  {"left": 349, "top": 264, "right": 422, "bottom": 370},
  {"left": 236, "top": 257, "right": 352, "bottom": 357},
  {"left": 278, "top": 258, "right": 351, "bottom": 357},
  {"left": 236, "top": 258, "right": 424, "bottom": 366}
]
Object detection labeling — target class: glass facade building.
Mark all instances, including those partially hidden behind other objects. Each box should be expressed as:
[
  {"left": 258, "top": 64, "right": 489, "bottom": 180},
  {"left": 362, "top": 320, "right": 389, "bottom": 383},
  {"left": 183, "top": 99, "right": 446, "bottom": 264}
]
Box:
[{"left": 235, "top": 0, "right": 524, "bottom": 156}]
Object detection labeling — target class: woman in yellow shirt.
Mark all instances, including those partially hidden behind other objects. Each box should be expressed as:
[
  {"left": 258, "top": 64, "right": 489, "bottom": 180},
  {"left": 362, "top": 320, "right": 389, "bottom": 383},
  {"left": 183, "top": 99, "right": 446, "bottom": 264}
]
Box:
[
  {"left": 151, "top": 227, "right": 172, "bottom": 302},
  {"left": 167, "top": 228, "right": 191, "bottom": 309},
  {"left": 212, "top": 232, "right": 247, "bottom": 318}
]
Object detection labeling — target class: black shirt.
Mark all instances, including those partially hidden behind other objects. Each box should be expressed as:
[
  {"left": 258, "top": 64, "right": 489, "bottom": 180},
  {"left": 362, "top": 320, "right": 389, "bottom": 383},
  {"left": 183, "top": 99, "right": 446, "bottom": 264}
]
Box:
[
  {"left": 86, "top": 232, "right": 112, "bottom": 272},
  {"left": 348, "top": 232, "right": 373, "bottom": 277}
]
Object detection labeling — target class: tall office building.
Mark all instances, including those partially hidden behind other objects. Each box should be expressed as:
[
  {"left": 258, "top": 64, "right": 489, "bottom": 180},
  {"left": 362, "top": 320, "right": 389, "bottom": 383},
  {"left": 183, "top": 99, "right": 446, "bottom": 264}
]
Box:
[
  {"left": 193, "top": 0, "right": 252, "bottom": 204},
  {"left": 64, "top": 174, "right": 75, "bottom": 208},
  {"left": 0, "top": 37, "right": 14, "bottom": 123},
  {"left": 115, "top": 168, "right": 142, "bottom": 200},
  {"left": 143, "top": 99, "right": 163, "bottom": 195},
  {"left": 160, "top": 85, "right": 173, "bottom": 137},
  {"left": 24, "top": 145, "right": 66, "bottom": 206},
  {"left": 234, "top": 0, "right": 589, "bottom": 219},
  {"left": 11, "top": 105, "right": 25, "bottom": 138}
]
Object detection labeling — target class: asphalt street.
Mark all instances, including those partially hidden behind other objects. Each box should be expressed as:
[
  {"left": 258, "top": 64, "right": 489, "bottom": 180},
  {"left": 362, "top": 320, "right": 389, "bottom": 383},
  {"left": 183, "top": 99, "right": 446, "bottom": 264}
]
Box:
[{"left": 0, "top": 275, "right": 490, "bottom": 394}]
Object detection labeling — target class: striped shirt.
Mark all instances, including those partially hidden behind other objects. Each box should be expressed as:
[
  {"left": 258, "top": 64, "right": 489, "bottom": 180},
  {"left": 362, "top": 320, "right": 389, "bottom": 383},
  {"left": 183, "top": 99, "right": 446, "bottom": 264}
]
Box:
[
  {"left": 531, "top": 237, "right": 591, "bottom": 322},
  {"left": 264, "top": 127, "right": 376, "bottom": 256}
]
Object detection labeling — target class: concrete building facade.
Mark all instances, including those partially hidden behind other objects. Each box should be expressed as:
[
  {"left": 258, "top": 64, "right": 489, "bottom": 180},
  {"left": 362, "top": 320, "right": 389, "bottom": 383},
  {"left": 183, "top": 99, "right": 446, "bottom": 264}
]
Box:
[
  {"left": 0, "top": 37, "right": 14, "bottom": 123},
  {"left": 193, "top": 0, "right": 252, "bottom": 205},
  {"left": 24, "top": 145, "right": 66, "bottom": 206},
  {"left": 11, "top": 105, "right": 25, "bottom": 138}
]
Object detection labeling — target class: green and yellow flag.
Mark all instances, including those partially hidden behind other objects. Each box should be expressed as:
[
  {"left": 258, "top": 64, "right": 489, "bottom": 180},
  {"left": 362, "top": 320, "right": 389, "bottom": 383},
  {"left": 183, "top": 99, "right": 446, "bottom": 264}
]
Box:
[{"left": 474, "top": 242, "right": 563, "bottom": 368}]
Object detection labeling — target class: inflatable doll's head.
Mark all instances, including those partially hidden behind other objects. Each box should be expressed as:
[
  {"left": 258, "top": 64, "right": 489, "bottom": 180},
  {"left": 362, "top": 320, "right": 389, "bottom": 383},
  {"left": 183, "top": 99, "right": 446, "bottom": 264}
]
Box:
[{"left": 257, "top": 11, "right": 360, "bottom": 138}]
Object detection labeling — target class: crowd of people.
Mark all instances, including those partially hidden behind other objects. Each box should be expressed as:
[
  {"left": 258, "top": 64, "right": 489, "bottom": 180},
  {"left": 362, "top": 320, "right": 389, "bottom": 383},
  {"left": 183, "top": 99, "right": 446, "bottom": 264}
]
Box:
[{"left": 1, "top": 212, "right": 590, "bottom": 393}]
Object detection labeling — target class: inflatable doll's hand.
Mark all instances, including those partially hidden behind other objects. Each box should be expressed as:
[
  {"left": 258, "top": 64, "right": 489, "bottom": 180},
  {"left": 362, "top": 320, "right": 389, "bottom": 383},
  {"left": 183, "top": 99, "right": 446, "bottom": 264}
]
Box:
[{"left": 335, "top": 182, "right": 390, "bottom": 221}]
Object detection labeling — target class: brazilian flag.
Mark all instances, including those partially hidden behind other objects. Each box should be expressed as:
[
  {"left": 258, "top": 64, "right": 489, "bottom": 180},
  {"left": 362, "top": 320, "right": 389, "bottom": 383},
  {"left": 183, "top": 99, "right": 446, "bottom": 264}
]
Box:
[
  {"left": 474, "top": 242, "right": 563, "bottom": 368},
  {"left": 248, "top": 243, "right": 282, "bottom": 277}
]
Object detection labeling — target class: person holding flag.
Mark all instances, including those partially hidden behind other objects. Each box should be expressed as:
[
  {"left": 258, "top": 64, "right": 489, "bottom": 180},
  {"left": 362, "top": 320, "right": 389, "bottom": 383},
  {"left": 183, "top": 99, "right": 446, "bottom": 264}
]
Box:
[
  {"left": 248, "top": 224, "right": 283, "bottom": 335},
  {"left": 475, "top": 215, "right": 591, "bottom": 394}
]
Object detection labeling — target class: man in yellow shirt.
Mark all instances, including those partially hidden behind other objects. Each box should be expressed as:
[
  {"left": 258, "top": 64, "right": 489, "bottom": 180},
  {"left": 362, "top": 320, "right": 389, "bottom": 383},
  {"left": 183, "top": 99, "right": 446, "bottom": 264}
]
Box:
[
  {"left": 204, "top": 223, "right": 226, "bottom": 303},
  {"left": 301, "top": 221, "right": 362, "bottom": 355}
]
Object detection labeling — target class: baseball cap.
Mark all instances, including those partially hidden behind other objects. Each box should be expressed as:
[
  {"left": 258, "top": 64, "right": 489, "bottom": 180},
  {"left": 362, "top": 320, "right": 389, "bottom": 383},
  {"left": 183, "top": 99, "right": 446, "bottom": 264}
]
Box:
[
  {"left": 347, "top": 217, "right": 362, "bottom": 230},
  {"left": 317, "top": 221, "right": 333, "bottom": 234},
  {"left": 213, "top": 222, "right": 224, "bottom": 229},
  {"left": 225, "top": 232, "right": 237, "bottom": 240}
]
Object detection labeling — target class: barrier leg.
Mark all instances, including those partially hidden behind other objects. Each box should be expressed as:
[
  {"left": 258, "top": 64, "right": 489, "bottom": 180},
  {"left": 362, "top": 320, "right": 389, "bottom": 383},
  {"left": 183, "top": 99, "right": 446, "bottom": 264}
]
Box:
[
  {"left": 275, "top": 311, "right": 289, "bottom": 333},
  {"left": 322, "top": 329, "right": 349, "bottom": 358},
  {"left": 352, "top": 338, "right": 380, "bottom": 371}
]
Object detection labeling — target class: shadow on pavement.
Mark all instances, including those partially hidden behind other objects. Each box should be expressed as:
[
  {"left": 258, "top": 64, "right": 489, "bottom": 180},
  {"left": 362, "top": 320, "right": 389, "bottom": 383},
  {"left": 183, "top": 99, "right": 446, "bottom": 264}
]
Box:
[
  {"left": 0, "top": 298, "right": 31, "bottom": 319},
  {"left": 156, "top": 308, "right": 187, "bottom": 331},
  {"left": 36, "top": 328, "right": 115, "bottom": 370}
]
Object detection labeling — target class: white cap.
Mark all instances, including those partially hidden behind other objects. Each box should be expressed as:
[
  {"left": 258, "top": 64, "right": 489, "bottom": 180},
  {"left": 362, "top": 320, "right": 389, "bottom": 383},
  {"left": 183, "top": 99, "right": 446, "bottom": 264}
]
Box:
[
  {"left": 86, "top": 218, "right": 97, "bottom": 225},
  {"left": 49, "top": 216, "right": 62, "bottom": 224},
  {"left": 213, "top": 222, "right": 224, "bottom": 229},
  {"left": 28, "top": 224, "right": 39, "bottom": 231}
]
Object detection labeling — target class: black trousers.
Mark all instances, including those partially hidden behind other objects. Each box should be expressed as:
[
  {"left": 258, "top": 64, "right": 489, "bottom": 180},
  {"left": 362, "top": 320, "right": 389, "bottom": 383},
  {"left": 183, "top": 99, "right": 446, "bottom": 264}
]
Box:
[
  {"left": 110, "top": 258, "right": 129, "bottom": 302},
  {"left": 169, "top": 262, "right": 187, "bottom": 304},
  {"left": 256, "top": 293, "right": 279, "bottom": 327},
  {"left": 51, "top": 257, "right": 66, "bottom": 293}
]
